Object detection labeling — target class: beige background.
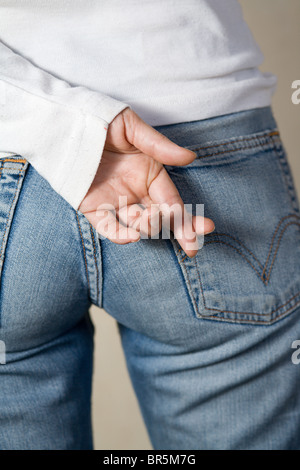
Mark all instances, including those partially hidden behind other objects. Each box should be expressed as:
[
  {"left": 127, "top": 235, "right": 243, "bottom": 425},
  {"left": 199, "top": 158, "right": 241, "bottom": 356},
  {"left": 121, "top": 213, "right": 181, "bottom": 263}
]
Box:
[{"left": 90, "top": 0, "right": 300, "bottom": 450}]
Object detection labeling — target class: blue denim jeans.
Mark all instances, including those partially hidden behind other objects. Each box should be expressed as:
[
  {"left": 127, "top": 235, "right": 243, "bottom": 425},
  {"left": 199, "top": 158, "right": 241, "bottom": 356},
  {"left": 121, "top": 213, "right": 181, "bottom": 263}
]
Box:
[{"left": 0, "top": 107, "right": 300, "bottom": 450}]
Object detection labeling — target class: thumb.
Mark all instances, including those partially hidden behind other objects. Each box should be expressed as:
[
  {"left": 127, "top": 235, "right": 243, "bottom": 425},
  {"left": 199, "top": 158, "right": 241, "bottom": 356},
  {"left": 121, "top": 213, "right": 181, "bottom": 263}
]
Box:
[{"left": 124, "top": 109, "right": 196, "bottom": 166}]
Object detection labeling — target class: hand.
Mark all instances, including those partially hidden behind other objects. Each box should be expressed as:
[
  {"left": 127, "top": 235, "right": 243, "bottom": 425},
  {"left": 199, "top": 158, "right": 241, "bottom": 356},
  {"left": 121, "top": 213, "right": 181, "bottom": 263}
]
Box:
[{"left": 79, "top": 107, "right": 214, "bottom": 258}]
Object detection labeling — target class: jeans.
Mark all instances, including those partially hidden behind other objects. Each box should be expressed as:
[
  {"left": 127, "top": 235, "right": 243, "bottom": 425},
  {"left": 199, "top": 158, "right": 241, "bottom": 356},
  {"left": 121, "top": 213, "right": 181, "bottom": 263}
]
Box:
[{"left": 0, "top": 107, "right": 300, "bottom": 450}]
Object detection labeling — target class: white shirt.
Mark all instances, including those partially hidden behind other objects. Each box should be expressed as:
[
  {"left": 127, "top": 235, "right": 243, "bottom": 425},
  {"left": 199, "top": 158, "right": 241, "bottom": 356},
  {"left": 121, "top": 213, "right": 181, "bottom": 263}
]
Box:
[{"left": 0, "top": 0, "right": 277, "bottom": 209}]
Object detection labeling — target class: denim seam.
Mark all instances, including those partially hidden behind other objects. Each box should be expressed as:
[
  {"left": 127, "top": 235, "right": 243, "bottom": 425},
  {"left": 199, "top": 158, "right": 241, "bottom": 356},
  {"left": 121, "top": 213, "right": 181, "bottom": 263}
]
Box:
[
  {"left": 262, "top": 214, "right": 300, "bottom": 277},
  {"left": 0, "top": 160, "right": 28, "bottom": 330},
  {"left": 202, "top": 216, "right": 300, "bottom": 286},
  {"left": 205, "top": 232, "right": 264, "bottom": 268},
  {"left": 75, "top": 211, "right": 91, "bottom": 293},
  {"left": 169, "top": 239, "right": 198, "bottom": 319},
  {"left": 203, "top": 239, "right": 263, "bottom": 282},
  {"left": 0, "top": 158, "right": 27, "bottom": 164},
  {"left": 89, "top": 224, "right": 100, "bottom": 306},
  {"left": 0, "top": 167, "right": 28, "bottom": 171},
  {"left": 174, "top": 212, "right": 300, "bottom": 324},
  {"left": 196, "top": 262, "right": 300, "bottom": 318},
  {"left": 173, "top": 244, "right": 200, "bottom": 318},
  {"left": 194, "top": 131, "right": 279, "bottom": 150},
  {"left": 0, "top": 170, "right": 23, "bottom": 261},
  {"left": 201, "top": 301, "right": 300, "bottom": 325},
  {"left": 192, "top": 131, "right": 280, "bottom": 158},
  {"left": 271, "top": 135, "right": 300, "bottom": 213},
  {"left": 75, "top": 212, "right": 101, "bottom": 306},
  {"left": 196, "top": 141, "right": 273, "bottom": 159},
  {"left": 195, "top": 227, "right": 300, "bottom": 315},
  {"left": 265, "top": 221, "right": 300, "bottom": 282},
  {"left": 194, "top": 255, "right": 300, "bottom": 319},
  {"left": 172, "top": 130, "right": 300, "bottom": 324}
]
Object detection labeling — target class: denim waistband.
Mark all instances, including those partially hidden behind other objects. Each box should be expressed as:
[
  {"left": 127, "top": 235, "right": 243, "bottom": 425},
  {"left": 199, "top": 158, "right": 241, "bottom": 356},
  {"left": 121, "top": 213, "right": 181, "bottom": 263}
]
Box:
[{"left": 153, "top": 107, "right": 277, "bottom": 148}]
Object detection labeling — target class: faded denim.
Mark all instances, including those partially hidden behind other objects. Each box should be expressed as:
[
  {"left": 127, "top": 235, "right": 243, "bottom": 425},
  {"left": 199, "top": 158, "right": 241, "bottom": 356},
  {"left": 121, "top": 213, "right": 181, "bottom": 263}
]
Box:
[{"left": 0, "top": 107, "right": 300, "bottom": 449}]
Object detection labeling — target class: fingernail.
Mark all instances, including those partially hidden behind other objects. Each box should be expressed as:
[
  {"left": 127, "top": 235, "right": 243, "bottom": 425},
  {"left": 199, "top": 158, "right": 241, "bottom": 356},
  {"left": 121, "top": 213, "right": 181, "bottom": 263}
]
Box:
[
  {"left": 130, "top": 237, "right": 140, "bottom": 243},
  {"left": 205, "top": 226, "right": 215, "bottom": 235}
]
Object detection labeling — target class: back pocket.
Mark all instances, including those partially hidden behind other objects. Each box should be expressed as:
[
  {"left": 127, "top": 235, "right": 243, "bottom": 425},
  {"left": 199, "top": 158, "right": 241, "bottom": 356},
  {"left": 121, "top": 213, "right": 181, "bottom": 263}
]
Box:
[
  {"left": 0, "top": 156, "right": 28, "bottom": 285},
  {"left": 168, "top": 131, "right": 300, "bottom": 325}
]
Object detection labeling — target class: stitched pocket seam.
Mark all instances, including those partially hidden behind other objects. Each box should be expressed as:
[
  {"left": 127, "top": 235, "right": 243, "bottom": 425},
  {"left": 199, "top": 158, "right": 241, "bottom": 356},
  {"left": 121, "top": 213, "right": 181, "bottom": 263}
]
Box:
[
  {"left": 75, "top": 212, "right": 102, "bottom": 307},
  {"left": 172, "top": 132, "right": 300, "bottom": 325},
  {"left": 0, "top": 159, "right": 28, "bottom": 326}
]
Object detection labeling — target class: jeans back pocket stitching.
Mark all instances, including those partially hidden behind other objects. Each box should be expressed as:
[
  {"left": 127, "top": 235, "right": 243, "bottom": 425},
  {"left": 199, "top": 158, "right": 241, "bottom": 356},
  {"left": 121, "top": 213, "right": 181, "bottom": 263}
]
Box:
[
  {"left": 199, "top": 215, "right": 300, "bottom": 286},
  {"left": 193, "top": 131, "right": 280, "bottom": 160},
  {"left": 264, "top": 220, "right": 300, "bottom": 282},
  {"left": 193, "top": 254, "right": 300, "bottom": 320},
  {"left": 192, "top": 131, "right": 280, "bottom": 154},
  {"left": 262, "top": 214, "right": 300, "bottom": 278},
  {"left": 198, "top": 300, "right": 300, "bottom": 325},
  {"left": 172, "top": 241, "right": 201, "bottom": 318},
  {"left": 174, "top": 231, "right": 300, "bottom": 324},
  {"left": 271, "top": 135, "right": 300, "bottom": 214},
  {"left": 189, "top": 216, "right": 300, "bottom": 316},
  {"left": 175, "top": 247, "right": 300, "bottom": 325},
  {"left": 205, "top": 232, "right": 264, "bottom": 269},
  {"left": 203, "top": 239, "right": 263, "bottom": 282},
  {"left": 173, "top": 133, "right": 300, "bottom": 324}
]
